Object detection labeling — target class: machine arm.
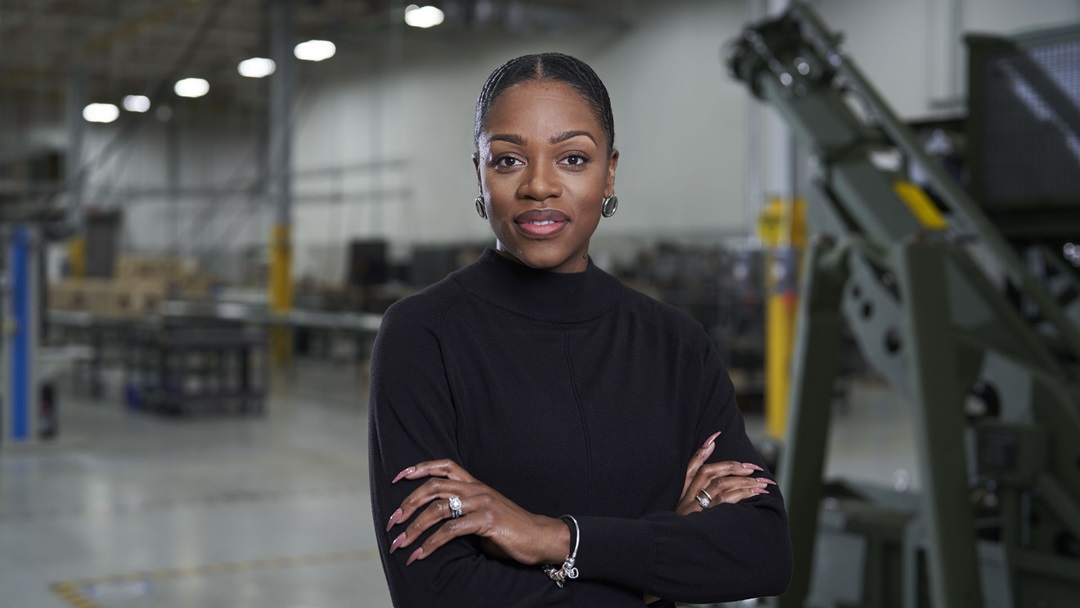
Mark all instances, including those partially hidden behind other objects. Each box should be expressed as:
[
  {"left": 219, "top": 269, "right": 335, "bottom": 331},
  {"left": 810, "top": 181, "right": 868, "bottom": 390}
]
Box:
[{"left": 728, "top": 5, "right": 1080, "bottom": 608}]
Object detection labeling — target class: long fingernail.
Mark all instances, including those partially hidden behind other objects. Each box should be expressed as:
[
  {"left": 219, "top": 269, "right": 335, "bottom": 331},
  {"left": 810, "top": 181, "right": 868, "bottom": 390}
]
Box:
[
  {"left": 759, "top": 478, "right": 777, "bottom": 486},
  {"left": 406, "top": 547, "right": 424, "bottom": 565},
  {"left": 702, "top": 431, "right": 722, "bottom": 448},
  {"left": 390, "top": 532, "right": 406, "bottom": 553},
  {"left": 386, "top": 508, "right": 403, "bottom": 531},
  {"left": 742, "top": 462, "right": 764, "bottom": 471},
  {"left": 392, "top": 467, "right": 415, "bottom": 483},
  {"left": 751, "top": 487, "right": 770, "bottom": 495}
]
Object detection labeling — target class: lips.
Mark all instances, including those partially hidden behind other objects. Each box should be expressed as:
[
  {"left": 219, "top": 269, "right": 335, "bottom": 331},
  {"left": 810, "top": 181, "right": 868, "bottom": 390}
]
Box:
[{"left": 514, "top": 209, "right": 570, "bottom": 238}]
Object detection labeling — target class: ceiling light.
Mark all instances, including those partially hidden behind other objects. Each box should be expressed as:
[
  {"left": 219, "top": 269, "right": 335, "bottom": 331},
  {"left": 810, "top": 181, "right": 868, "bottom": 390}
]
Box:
[
  {"left": 294, "top": 40, "right": 336, "bottom": 62},
  {"left": 238, "top": 57, "right": 276, "bottom": 78},
  {"left": 83, "top": 103, "right": 119, "bottom": 123},
  {"left": 174, "top": 77, "right": 209, "bottom": 98},
  {"left": 405, "top": 5, "right": 444, "bottom": 28},
  {"left": 122, "top": 95, "right": 151, "bottom": 113}
]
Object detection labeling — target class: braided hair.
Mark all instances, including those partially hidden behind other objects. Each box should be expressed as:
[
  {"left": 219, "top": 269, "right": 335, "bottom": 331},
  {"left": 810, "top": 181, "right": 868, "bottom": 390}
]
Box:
[{"left": 474, "top": 52, "right": 615, "bottom": 155}]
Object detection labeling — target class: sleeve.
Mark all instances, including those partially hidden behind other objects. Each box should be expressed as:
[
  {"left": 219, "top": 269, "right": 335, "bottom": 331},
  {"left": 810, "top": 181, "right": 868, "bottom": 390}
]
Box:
[
  {"left": 572, "top": 338, "right": 793, "bottom": 604},
  {"left": 367, "top": 302, "right": 565, "bottom": 608}
]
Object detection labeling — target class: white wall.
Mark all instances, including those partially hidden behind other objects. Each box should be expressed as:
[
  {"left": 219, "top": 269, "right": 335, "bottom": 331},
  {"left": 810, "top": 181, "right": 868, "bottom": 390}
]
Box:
[
  {"left": 287, "top": 0, "right": 754, "bottom": 280},
  {"left": 17, "top": 0, "right": 1079, "bottom": 283}
]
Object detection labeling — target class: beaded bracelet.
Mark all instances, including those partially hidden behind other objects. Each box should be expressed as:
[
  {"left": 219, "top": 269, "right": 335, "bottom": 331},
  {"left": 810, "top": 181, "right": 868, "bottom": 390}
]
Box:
[{"left": 543, "top": 515, "right": 580, "bottom": 588}]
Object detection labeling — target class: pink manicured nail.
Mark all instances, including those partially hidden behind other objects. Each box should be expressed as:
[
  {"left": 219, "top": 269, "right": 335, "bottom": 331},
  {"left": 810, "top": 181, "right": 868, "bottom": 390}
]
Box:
[
  {"left": 390, "top": 532, "right": 406, "bottom": 553},
  {"left": 392, "top": 467, "right": 415, "bottom": 483},
  {"left": 742, "top": 463, "right": 764, "bottom": 471},
  {"left": 406, "top": 547, "right": 424, "bottom": 565},
  {"left": 386, "top": 508, "right": 403, "bottom": 531},
  {"left": 751, "top": 487, "right": 770, "bottom": 495},
  {"left": 758, "top": 478, "right": 777, "bottom": 486},
  {"left": 702, "top": 431, "right": 722, "bottom": 448}
]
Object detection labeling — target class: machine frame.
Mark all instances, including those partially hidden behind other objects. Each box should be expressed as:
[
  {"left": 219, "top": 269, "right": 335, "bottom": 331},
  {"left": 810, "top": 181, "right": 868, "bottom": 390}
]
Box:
[{"left": 728, "top": 5, "right": 1080, "bottom": 607}]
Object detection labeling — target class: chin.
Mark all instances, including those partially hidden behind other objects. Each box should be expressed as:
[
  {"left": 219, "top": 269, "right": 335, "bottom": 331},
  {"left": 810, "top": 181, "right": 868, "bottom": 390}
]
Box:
[
  {"left": 505, "top": 245, "right": 585, "bottom": 273},
  {"left": 495, "top": 224, "right": 591, "bottom": 269}
]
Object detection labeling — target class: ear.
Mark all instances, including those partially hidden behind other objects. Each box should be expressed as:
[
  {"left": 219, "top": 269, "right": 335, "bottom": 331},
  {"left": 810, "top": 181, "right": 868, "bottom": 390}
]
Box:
[
  {"left": 606, "top": 148, "right": 620, "bottom": 196},
  {"left": 472, "top": 153, "right": 482, "bottom": 191}
]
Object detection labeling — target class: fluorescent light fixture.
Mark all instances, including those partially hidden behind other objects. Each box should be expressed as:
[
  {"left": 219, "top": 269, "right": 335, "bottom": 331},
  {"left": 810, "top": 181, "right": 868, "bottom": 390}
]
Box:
[
  {"left": 405, "top": 4, "right": 444, "bottom": 28},
  {"left": 174, "top": 77, "right": 210, "bottom": 98},
  {"left": 82, "top": 103, "right": 119, "bottom": 123},
  {"left": 238, "top": 57, "right": 276, "bottom": 78},
  {"left": 294, "top": 39, "right": 336, "bottom": 62},
  {"left": 122, "top": 95, "right": 151, "bottom": 113}
]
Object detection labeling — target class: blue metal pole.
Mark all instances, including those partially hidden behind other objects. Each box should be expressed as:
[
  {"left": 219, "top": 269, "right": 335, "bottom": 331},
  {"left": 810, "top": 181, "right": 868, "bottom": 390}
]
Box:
[{"left": 9, "top": 226, "right": 32, "bottom": 441}]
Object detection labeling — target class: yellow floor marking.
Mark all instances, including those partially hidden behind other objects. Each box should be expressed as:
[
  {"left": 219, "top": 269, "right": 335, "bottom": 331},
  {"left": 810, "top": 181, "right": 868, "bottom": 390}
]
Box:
[{"left": 49, "top": 548, "right": 381, "bottom": 608}]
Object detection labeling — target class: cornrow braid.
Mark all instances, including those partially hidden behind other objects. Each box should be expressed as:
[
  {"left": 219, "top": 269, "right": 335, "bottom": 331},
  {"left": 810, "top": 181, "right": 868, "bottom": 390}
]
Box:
[{"left": 474, "top": 52, "right": 615, "bottom": 155}]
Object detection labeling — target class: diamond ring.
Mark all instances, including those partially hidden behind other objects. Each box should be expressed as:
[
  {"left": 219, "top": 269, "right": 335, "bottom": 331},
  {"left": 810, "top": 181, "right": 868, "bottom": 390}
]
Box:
[
  {"left": 448, "top": 495, "right": 463, "bottom": 519},
  {"left": 696, "top": 488, "right": 713, "bottom": 509}
]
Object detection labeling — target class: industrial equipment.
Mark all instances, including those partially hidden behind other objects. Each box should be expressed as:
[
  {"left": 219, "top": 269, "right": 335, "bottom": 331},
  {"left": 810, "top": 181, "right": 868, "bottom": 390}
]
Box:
[{"left": 728, "top": 5, "right": 1080, "bottom": 607}]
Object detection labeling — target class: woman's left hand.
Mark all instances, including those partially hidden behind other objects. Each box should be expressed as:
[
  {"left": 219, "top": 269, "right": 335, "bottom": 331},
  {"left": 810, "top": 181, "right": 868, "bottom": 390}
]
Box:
[
  {"left": 674, "top": 431, "right": 775, "bottom": 515},
  {"left": 385, "top": 459, "right": 570, "bottom": 567}
]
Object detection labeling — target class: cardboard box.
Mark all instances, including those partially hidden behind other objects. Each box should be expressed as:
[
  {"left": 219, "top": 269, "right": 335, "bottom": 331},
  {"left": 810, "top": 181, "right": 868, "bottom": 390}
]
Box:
[
  {"left": 48, "top": 279, "right": 113, "bottom": 313},
  {"left": 172, "top": 272, "right": 214, "bottom": 299},
  {"left": 48, "top": 278, "right": 166, "bottom": 317},
  {"left": 101, "top": 279, "right": 167, "bottom": 318},
  {"left": 115, "top": 254, "right": 191, "bottom": 282}
]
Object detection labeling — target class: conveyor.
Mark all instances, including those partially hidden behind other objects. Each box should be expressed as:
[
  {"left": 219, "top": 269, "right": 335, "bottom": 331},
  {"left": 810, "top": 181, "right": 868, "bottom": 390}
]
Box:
[{"left": 728, "top": 5, "right": 1080, "bottom": 607}]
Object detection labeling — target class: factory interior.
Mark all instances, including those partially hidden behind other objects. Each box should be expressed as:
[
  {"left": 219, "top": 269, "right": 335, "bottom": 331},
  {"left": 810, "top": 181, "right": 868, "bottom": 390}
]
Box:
[{"left": 3, "top": 0, "right": 1080, "bottom": 606}]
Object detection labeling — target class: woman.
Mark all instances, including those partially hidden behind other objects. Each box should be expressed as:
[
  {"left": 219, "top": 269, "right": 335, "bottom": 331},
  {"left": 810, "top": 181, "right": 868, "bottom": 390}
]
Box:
[{"left": 369, "top": 52, "right": 792, "bottom": 607}]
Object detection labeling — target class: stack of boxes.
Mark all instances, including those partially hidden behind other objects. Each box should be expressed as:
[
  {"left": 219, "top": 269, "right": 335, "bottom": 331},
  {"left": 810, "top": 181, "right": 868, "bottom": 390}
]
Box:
[{"left": 48, "top": 254, "right": 215, "bottom": 318}]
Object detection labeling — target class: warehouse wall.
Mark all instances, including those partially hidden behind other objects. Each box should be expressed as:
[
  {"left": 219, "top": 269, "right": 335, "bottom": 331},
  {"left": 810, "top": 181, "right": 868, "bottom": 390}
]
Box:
[
  {"left": 25, "top": 0, "right": 1079, "bottom": 283},
  {"left": 288, "top": 0, "right": 752, "bottom": 281}
]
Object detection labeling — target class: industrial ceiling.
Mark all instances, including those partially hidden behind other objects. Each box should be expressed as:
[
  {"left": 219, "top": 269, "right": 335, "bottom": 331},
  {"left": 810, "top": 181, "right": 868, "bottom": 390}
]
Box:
[{"left": 0, "top": 0, "right": 634, "bottom": 105}]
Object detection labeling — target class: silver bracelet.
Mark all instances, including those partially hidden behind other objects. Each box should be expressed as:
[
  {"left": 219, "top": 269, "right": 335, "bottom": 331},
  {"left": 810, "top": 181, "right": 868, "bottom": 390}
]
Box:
[{"left": 543, "top": 515, "right": 580, "bottom": 588}]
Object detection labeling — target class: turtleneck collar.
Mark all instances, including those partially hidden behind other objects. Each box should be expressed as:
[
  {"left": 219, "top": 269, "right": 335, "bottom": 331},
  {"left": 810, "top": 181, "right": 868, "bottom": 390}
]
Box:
[{"left": 453, "top": 248, "right": 622, "bottom": 323}]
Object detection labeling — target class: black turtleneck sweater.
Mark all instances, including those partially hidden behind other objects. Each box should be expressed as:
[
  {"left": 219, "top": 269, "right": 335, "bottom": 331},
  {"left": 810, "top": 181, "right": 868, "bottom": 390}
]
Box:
[{"left": 368, "top": 249, "right": 791, "bottom": 607}]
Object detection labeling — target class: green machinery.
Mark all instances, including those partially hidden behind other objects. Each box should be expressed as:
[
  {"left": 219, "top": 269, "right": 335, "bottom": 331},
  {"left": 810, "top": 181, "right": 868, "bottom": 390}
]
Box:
[{"left": 728, "top": 5, "right": 1080, "bottom": 607}]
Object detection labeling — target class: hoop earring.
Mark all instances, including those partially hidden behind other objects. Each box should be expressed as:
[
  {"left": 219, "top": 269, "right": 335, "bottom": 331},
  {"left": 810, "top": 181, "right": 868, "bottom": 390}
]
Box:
[
  {"left": 601, "top": 194, "right": 619, "bottom": 218},
  {"left": 475, "top": 196, "right": 487, "bottom": 220}
]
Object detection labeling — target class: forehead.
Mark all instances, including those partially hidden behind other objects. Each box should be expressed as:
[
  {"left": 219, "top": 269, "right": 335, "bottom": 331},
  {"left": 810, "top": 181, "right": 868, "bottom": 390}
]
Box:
[{"left": 481, "top": 80, "right": 601, "bottom": 141}]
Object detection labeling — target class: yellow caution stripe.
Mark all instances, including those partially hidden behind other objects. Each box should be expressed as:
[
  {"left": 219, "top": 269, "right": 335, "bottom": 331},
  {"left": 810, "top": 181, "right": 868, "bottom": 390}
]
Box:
[
  {"left": 50, "top": 582, "right": 100, "bottom": 608},
  {"left": 894, "top": 181, "right": 948, "bottom": 230}
]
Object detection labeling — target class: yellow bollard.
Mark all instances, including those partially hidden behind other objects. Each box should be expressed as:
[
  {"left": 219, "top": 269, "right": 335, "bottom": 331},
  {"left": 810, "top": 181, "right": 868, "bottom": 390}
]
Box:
[
  {"left": 765, "top": 281, "right": 796, "bottom": 439},
  {"left": 759, "top": 197, "right": 806, "bottom": 440},
  {"left": 67, "top": 236, "right": 86, "bottom": 278},
  {"left": 269, "top": 224, "right": 293, "bottom": 366}
]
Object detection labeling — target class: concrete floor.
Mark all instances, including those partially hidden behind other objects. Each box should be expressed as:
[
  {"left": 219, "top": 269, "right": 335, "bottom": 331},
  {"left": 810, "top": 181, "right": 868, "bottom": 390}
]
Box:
[{"left": 1, "top": 359, "right": 917, "bottom": 608}]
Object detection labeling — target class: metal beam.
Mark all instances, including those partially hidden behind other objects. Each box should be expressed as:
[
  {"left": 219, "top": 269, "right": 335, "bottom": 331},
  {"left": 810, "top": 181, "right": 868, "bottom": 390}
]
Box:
[
  {"left": 268, "top": 0, "right": 295, "bottom": 365},
  {"left": 895, "top": 241, "right": 984, "bottom": 607},
  {"left": 776, "top": 236, "right": 848, "bottom": 608},
  {"left": 66, "top": 72, "right": 85, "bottom": 232}
]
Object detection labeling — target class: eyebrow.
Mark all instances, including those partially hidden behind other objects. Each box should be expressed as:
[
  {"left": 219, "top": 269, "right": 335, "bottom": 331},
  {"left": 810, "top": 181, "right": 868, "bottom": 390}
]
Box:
[
  {"left": 486, "top": 131, "right": 597, "bottom": 146},
  {"left": 550, "top": 130, "right": 596, "bottom": 145},
  {"left": 488, "top": 133, "right": 526, "bottom": 145}
]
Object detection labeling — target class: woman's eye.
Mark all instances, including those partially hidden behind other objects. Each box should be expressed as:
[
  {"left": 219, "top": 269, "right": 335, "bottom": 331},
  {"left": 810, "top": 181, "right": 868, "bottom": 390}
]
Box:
[
  {"left": 495, "top": 157, "right": 521, "bottom": 168},
  {"left": 562, "top": 155, "right": 587, "bottom": 166}
]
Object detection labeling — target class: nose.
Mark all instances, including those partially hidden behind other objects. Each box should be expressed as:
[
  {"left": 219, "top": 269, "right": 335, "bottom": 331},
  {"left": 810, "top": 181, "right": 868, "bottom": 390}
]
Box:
[{"left": 517, "top": 162, "right": 561, "bottom": 202}]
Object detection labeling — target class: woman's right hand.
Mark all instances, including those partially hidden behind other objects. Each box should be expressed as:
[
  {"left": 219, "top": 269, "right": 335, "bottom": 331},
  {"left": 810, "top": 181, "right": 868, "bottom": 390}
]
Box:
[
  {"left": 675, "top": 431, "right": 775, "bottom": 515},
  {"left": 386, "top": 459, "right": 570, "bottom": 568}
]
